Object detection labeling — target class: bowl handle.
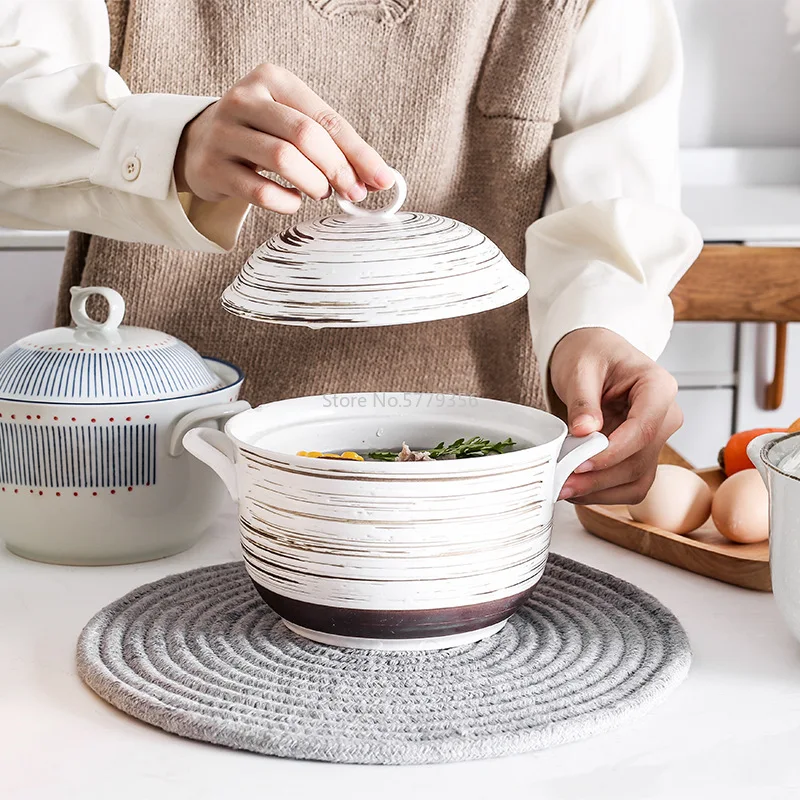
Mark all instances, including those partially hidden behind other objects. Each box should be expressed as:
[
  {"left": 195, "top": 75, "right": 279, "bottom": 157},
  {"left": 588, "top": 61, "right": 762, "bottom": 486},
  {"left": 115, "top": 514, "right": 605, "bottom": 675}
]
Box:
[
  {"left": 182, "top": 427, "right": 239, "bottom": 502},
  {"left": 553, "top": 432, "right": 609, "bottom": 498},
  {"left": 168, "top": 400, "right": 251, "bottom": 457}
]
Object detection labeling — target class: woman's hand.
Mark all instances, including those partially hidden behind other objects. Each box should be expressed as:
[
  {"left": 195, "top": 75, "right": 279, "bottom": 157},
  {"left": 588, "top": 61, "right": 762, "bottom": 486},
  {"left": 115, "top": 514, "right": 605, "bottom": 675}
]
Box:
[
  {"left": 549, "top": 328, "right": 683, "bottom": 505},
  {"left": 173, "top": 64, "right": 394, "bottom": 213}
]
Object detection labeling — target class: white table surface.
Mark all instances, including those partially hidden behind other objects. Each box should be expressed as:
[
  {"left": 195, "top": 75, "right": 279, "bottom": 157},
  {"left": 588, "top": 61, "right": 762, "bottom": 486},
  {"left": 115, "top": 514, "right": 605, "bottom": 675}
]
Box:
[{"left": 2, "top": 502, "right": 800, "bottom": 800}]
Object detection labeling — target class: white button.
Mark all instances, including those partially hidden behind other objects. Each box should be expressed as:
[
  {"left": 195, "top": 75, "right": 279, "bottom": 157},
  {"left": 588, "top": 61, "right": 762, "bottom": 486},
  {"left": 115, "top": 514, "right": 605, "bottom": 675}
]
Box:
[{"left": 122, "top": 156, "right": 141, "bottom": 181}]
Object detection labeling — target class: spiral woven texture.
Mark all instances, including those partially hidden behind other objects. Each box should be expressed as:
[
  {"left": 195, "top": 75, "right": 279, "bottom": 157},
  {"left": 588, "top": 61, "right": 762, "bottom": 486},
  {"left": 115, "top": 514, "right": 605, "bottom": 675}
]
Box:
[{"left": 76, "top": 555, "right": 691, "bottom": 765}]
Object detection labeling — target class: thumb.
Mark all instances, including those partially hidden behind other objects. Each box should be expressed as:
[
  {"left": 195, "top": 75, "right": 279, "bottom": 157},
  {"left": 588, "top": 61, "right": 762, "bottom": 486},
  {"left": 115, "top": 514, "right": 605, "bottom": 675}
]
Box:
[{"left": 563, "top": 362, "right": 605, "bottom": 437}]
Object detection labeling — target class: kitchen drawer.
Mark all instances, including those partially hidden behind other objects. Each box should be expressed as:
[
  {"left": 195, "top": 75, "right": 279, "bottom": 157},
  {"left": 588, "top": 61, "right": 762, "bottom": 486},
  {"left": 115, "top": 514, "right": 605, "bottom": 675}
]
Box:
[
  {"left": 669, "top": 387, "right": 735, "bottom": 468},
  {"left": 0, "top": 250, "right": 65, "bottom": 348},
  {"left": 658, "top": 322, "right": 737, "bottom": 387}
]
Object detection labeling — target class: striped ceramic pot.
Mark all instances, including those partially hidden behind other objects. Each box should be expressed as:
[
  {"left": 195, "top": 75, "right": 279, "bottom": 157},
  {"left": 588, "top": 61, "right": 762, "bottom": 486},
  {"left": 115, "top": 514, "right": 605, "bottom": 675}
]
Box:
[
  {"left": 0, "top": 358, "right": 248, "bottom": 565},
  {"left": 0, "top": 287, "right": 250, "bottom": 565},
  {"left": 184, "top": 393, "right": 607, "bottom": 650}
]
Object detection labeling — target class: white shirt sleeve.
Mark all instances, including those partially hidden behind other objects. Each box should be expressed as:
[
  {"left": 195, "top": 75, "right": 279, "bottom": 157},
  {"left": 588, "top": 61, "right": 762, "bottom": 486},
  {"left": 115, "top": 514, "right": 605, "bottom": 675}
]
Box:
[
  {"left": 0, "top": 0, "right": 248, "bottom": 251},
  {"left": 527, "top": 0, "right": 704, "bottom": 378}
]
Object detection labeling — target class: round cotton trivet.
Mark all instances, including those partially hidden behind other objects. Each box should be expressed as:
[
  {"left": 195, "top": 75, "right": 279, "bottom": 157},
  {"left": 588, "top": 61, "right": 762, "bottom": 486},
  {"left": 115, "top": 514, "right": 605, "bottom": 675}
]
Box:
[{"left": 76, "top": 555, "right": 691, "bottom": 765}]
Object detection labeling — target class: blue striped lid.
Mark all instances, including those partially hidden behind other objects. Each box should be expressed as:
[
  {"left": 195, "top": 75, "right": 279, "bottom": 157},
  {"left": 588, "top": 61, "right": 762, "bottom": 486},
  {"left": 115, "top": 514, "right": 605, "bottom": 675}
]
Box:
[{"left": 0, "top": 287, "right": 224, "bottom": 404}]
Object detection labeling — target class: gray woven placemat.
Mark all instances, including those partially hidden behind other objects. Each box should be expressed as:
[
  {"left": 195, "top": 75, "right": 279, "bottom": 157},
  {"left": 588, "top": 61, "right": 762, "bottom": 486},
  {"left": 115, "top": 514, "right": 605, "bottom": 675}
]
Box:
[{"left": 77, "top": 554, "right": 691, "bottom": 765}]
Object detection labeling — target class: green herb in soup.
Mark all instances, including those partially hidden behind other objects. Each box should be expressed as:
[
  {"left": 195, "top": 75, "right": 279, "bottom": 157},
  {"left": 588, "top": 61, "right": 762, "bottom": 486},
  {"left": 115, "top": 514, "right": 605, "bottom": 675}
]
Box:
[{"left": 368, "top": 436, "right": 516, "bottom": 462}]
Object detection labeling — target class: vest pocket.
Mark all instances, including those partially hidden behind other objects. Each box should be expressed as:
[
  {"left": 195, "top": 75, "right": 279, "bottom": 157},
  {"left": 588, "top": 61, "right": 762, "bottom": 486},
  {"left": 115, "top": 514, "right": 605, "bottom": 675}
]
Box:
[{"left": 475, "top": 0, "right": 587, "bottom": 122}]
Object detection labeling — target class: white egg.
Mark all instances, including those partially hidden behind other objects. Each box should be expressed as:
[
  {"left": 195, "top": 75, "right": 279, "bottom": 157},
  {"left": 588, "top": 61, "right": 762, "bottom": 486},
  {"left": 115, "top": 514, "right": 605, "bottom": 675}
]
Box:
[
  {"left": 628, "top": 464, "right": 713, "bottom": 534},
  {"left": 711, "top": 470, "right": 769, "bottom": 544}
]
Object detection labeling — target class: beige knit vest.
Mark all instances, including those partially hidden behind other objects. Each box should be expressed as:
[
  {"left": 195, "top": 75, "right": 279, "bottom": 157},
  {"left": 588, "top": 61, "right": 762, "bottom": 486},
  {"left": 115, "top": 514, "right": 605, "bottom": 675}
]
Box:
[{"left": 57, "top": 0, "right": 588, "bottom": 407}]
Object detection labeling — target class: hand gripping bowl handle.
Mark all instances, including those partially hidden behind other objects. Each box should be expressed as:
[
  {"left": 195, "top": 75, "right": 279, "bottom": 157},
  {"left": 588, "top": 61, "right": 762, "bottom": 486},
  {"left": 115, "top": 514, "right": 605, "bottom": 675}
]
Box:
[
  {"left": 553, "top": 432, "right": 609, "bottom": 498},
  {"left": 183, "top": 427, "right": 609, "bottom": 504}
]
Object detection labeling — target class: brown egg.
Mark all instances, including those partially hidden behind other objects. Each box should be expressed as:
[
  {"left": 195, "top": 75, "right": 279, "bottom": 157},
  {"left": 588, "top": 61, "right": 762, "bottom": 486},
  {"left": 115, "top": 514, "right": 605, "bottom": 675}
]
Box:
[
  {"left": 629, "top": 464, "right": 713, "bottom": 534},
  {"left": 711, "top": 470, "right": 769, "bottom": 544}
]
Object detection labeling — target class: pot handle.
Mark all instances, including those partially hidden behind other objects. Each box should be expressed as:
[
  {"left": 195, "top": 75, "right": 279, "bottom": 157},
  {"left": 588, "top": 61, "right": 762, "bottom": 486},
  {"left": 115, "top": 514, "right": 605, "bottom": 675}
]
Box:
[
  {"left": 168, "top": 400, "right": 251, "bottom": 457},
  {"left": 747, "top": 432, "right": 786, "bottom": 485},
  {"left": 182, "top": 427, "right": 239, "bottom": 502},
  {"left": 553, "top": 432, "right": 609, "bottom": 498}
]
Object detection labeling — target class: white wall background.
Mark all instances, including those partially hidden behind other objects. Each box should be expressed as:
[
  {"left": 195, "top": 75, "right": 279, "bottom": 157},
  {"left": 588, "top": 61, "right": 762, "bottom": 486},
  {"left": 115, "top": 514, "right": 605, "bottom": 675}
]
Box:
[{"left": 675, "top": 0, "right": 800, "bottom": 146}]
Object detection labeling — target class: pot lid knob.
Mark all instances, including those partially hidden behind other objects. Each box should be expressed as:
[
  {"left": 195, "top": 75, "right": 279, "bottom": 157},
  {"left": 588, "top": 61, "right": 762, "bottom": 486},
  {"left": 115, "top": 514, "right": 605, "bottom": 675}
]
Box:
[
  {"left": 69, "top": 286, "right": 126, "bottom": 334},
  {"left": 333, "top": 168, "right": 408, "bottom": 219}
]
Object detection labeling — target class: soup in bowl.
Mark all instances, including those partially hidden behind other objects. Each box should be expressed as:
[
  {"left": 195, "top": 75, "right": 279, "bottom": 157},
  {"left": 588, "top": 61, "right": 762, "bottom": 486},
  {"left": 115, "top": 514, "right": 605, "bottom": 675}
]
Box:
[{"left": 183, "top": 392, "right": 607, "bottom": 650}]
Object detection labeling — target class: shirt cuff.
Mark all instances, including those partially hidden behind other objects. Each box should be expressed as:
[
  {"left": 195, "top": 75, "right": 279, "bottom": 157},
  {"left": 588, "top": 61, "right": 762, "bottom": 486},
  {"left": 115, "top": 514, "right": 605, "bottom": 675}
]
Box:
[
  {"left": 90, "top": 91, "right": 251, "bottom": 251},
  {"left": 532, "top": 263, "right": 676, "bottom": 386},
  {"left": 178, "top": 193, "right": 251, "bottom": 252},
  {"left": 91, "top": 92, "right": 216, "bottom": 200}
]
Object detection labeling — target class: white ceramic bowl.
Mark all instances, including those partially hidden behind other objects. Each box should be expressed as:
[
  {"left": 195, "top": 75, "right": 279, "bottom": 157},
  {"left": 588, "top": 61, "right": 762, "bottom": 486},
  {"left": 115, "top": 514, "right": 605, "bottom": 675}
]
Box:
[
  {"left": 749, "top": 431, "right": 800, "bottom": 644},
  {"left": 0, "top": 359, "right": 248, "bottom": 565},
  {"left": 184, "top": 392, "right": 607, "bottom": 650}
]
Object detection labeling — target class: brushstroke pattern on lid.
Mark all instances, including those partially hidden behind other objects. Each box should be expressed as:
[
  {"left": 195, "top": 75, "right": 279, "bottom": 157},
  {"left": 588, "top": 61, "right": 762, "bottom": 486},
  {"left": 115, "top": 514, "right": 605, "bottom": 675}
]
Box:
[{"left": 221, "top": 170, "right": 529, "bottom": 328}]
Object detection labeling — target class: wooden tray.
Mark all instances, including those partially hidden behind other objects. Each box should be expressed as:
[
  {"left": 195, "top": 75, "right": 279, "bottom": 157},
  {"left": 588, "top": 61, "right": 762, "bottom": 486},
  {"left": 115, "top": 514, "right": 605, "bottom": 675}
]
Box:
[{"left": 575, "top": 466, "right": 771, "bottom": 592}]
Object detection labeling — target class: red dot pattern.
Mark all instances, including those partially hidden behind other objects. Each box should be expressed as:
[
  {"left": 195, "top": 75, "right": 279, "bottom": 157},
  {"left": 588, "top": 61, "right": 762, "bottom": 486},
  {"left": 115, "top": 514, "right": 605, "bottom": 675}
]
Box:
[
  {"left": 28, "top": 338, "right": 170, "bottom": 352},
  {"left": 3, "top": 413, "right": 159, "bottom": 425},
  {"left": 0, "top": 395, "right": 237, "bottom": 496},
  {"left": 2, "top": 486, "right": 153, "bottom": 496}
]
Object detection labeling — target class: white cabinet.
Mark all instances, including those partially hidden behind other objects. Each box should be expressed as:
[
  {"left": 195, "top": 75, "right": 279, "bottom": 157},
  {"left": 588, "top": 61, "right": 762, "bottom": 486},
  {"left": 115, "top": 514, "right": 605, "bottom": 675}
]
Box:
[
  {"left": 671, "top": 388, "right": 734, "bottom": 468},
  {"left": 0, "top": 249, "right": 65, "bottom": 349},
  {"left": 736, "top": 322, "right": 800, "bottom": 431},
  {"left": 657, "top": 322, "right": 737, "bottom": 387}
]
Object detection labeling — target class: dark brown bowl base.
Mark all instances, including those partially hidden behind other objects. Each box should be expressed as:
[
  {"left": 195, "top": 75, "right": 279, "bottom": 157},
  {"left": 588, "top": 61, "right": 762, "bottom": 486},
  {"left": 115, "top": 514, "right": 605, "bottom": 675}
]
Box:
[{"left": 251, "top": 580, "right": 533, "bottom": 650}]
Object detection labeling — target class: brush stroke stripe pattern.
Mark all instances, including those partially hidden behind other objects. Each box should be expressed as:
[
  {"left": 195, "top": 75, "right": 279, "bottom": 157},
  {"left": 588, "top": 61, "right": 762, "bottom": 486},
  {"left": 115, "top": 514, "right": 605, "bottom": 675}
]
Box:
[
  {"left": 221, "top": 211, "right": 529, "bottom": 327},
  {"left": 0, "top": 341, "right": 222, "bottom": 403},
  {"left": 0, "top": 422, "right": 156, "bottom": 488},
  {"left": 239, "top": 449, "right": 554, "bottom": 612}
]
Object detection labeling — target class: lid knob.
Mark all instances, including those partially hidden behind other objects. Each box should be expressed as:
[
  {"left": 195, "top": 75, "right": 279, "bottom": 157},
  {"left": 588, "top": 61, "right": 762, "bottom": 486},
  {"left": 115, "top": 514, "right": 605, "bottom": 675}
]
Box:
[
  {"left": 334, "top": 168, "right": 407, "bottom": 218},
  {"left": 69, "top": 287, "right": 126, "bottom": 334}
]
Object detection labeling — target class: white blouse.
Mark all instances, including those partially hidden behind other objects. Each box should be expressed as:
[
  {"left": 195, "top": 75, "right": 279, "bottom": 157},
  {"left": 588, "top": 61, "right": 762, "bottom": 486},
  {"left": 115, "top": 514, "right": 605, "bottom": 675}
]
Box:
[{"left": 0, "top": 0, "right": 702, "bottom": 376}]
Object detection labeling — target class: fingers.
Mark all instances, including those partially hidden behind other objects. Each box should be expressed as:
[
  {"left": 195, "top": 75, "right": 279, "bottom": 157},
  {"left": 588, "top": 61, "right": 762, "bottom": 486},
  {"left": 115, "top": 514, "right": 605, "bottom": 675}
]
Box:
[
  {"left": 178, "top": 64, "right": 393, "bottom": 214},
  {"left": 568, "top": 476, "right": 655, "bottom": 506},
  {"left": 260, "top": 65, "right": 394, "bottom": 191},
  {"left": 560, "top": 450, "right": 656, "bottom": 503},
  {"left": 224, "top": 163, "right": 303, "bottom": 214},
  {"left": 230, "top": 127, "right": 330, "bottom": 201},
  {"left": 237, "top": 100, "right": 366, "bottom": 201},
  {"left": 560, "top": 401, "right": 682, "bottom": 503},
  {"left": 584, "top": 371, "right": 678, "bottom": 472},
  {"left": 560, "top": 356, "right": 605, "bottom": 437}
]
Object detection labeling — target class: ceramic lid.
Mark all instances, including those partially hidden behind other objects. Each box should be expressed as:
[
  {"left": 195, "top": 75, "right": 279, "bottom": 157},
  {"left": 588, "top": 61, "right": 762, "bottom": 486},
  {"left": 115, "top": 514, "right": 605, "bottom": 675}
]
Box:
[
  {"left": 0, "top": 287, "right": 224, "bottom": 404},
  {"left": 221, "top": 170, "right": 529, "bottom": 328}
]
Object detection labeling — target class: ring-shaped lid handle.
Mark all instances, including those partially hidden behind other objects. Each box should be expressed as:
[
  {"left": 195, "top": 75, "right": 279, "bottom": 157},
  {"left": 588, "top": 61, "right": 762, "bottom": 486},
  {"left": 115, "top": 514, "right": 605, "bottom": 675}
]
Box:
[
  {"left": 69, "top": 286, "right": 126, "bottom": 333},
  {"left": 334, "top": 168, "right": 407, "bottom": 218}
]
